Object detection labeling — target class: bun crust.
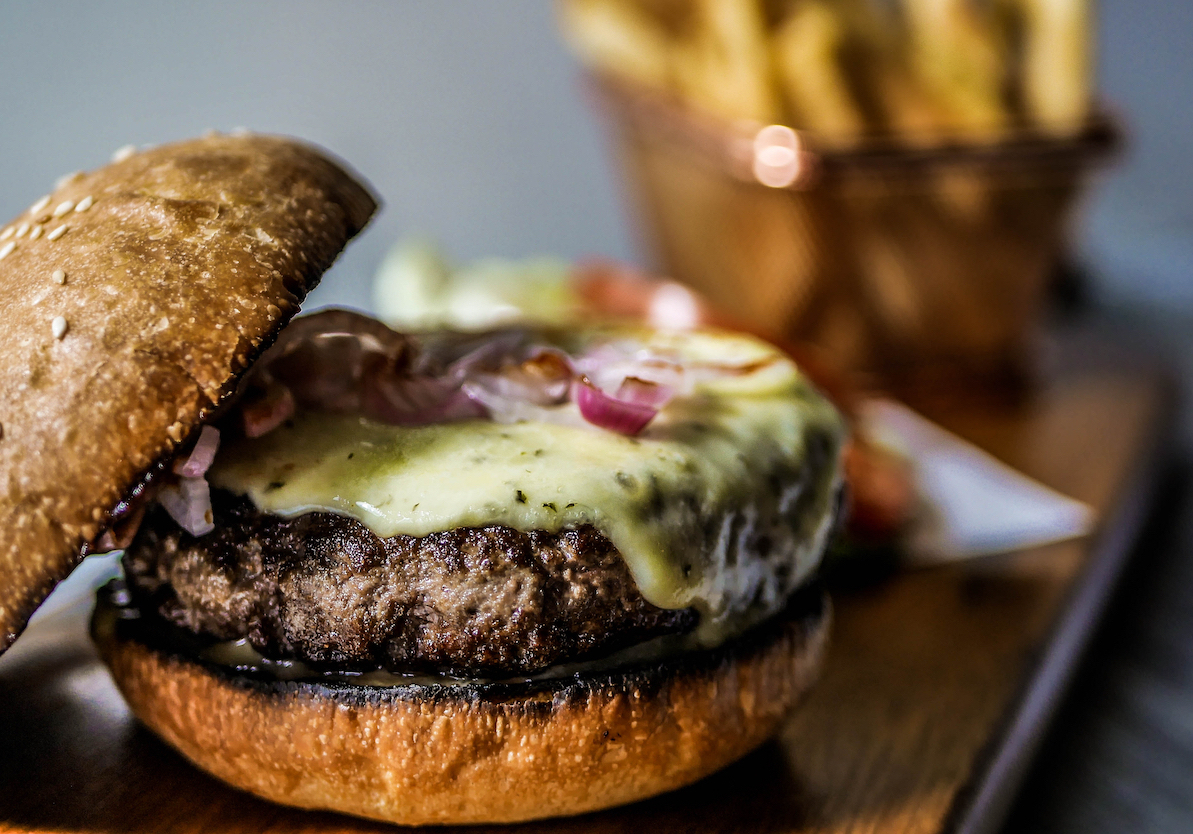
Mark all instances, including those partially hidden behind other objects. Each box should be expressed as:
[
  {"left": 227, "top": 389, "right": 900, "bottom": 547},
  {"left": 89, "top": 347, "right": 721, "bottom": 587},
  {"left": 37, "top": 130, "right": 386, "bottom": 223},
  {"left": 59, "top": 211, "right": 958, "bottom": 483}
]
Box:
[
  {"left": 0, "top": 135, "right": 377, "bottom": 654},
  {"left": 95, "top": 592, "right": 828, "bottom": 826}
]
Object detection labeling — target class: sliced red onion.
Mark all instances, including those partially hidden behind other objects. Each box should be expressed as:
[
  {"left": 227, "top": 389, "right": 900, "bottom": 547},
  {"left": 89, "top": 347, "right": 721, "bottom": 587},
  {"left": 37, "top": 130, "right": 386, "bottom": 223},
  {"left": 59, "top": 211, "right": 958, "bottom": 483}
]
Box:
[
  {"left": 465, "top": 373, "right": 538, "bottom": 406},
  {"left": 573, "top": 378, "right": 658, "bottom": 436},
  {"left": 462, "top": 379, "right": 583, "bottom": 426},
  {"left": 576, "top": 342, "right": 689, "bottom": 395},
  {"left": 518, "top": 347, "right": 574, "bottom": 402},
  {"left": 461, "top": 348, "right": 574, "bottom": 409},
  {"left": 572, "top": 342, "right": 630, "bottom": 382},
  {"left": 158, "top": 476, "right": 214, "bottom": 537},
  {"left": 440, "top": 330, "right": 531, "bottom": 381},
  {"left": 271, "top": 334, "right": 381, "bottom": 412},
  {"left": 173, "top": 425, "right": 221, "bottom": 477},
  {"left": 577, "top": 340, "right": 786, "bottom": 398},
  {"left": 241, "top": 383, "right": 296, "bottom": 438},
  {"left": 234, "top": 310, "right": 717, "bottom": 436},
  {"left": 364, "top": 373, "right": 486, "bottom": 425},
  {"left": 616, "top": 376, "right": 673, "bottom": 409},
  {"left": 267, "top": 309, "right": 411, "bottom": 360},
  {"left": 258, "top": 311, "right": 416, "bottom": 417}
]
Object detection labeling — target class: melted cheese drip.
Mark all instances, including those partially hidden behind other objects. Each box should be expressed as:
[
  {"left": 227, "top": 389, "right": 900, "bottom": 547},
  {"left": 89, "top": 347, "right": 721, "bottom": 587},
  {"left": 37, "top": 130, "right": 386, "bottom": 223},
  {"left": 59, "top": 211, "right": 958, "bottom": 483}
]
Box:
[{"left": 209, "top": 329, "right": 844, "bottom": 645}]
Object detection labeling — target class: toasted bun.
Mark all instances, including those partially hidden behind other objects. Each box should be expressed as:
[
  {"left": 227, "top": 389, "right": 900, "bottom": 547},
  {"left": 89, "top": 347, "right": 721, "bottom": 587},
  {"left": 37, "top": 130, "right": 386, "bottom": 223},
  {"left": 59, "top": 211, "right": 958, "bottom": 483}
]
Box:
[
  {"left": 0, "top": 134, "right": 377, "bottom": 654},
  {"left": 94, "top": 590, "right": 828, "bottom": 825}
]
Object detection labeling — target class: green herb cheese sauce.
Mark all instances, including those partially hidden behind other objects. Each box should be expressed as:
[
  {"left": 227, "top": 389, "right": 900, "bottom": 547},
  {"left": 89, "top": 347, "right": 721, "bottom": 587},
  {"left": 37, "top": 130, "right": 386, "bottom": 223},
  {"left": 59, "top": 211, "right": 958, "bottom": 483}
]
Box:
[{"left": 209, "top": 329, "right": 845, "bottom": 645}]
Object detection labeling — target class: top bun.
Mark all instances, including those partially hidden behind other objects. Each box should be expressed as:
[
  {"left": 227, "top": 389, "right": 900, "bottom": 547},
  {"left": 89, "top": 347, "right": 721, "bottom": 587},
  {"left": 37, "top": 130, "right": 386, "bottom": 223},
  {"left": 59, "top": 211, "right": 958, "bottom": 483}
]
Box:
[{"left": 0, "top": 133, "right": 377, "bottom": 654}]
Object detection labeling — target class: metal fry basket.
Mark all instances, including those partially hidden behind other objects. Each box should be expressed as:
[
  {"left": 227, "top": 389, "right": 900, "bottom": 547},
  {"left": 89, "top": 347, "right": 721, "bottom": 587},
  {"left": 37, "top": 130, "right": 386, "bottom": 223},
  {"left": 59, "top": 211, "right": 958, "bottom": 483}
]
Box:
[{"left": 595, "top": 76, "right": 1120, "bottom": 394}]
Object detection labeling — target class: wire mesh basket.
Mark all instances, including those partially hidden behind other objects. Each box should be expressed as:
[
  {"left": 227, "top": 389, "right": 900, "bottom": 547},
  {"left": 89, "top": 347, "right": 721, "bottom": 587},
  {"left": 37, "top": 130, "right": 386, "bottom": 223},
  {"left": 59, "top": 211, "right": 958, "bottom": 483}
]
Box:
[{"left": 595, "top": 76, "right": 1120, "bottom": 395}]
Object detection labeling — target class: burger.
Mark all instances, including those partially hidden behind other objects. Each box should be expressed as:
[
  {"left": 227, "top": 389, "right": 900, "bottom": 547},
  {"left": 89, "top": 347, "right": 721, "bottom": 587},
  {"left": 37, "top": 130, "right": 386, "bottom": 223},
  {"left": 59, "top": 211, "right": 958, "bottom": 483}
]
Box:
[{"left": 0, "top": 134, "right": 844, "bottom": 825}]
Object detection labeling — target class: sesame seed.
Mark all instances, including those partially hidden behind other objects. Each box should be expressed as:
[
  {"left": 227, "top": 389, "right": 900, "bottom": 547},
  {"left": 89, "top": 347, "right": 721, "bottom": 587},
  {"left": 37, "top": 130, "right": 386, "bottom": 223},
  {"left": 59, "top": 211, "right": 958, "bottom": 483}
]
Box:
[
  {"left": 0, "top": 241, "right": 14, "bottom": 260},
  {"left": 15, "top": 223, "right": 29, "bottom": 239},
  {"left": 55, "top": 171, "right": 82, "bottom": 189},
  {"left": 29, "top": 195, "right": 51, "bottom": 215},
  {"left": 51, "top": 316, "right": 68, "bottom": 340},
  {"left": 52, "top": 269, "right": 66, "bottom": 284},
  {"left": 111, "top": 144, "right": 136, "bottom": 163},
  {"left": 75, "top": 195, "right": 94, "bottom": 212},
  {"left": 28, "top": 225, "right": 42, "bottom": 240},
  {"left": 47, "top": 225, "right": 67, "bottom": 241},
  {"left": 52, "top": 200, "right": 74, "bottom": 217},
  {"left": 0, "top": 228, "right": 11, "bottom": 241}
]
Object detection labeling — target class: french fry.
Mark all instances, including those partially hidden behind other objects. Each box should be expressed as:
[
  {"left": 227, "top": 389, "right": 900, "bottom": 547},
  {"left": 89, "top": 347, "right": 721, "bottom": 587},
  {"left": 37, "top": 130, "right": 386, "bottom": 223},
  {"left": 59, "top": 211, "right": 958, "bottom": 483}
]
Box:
[
  {"left": 772, "top": 1, "right": 868, "bottom": 146},
  {"left": 557, "top": 0, "right": 1096, "bottom": 144},
  {"left": 1016, "top": 0, "right": 1093, "bottom": 135},
  {"left": 673, "top": 0, "right": 781, "bottom": 123},
  {"left": 556, "top": 0, "right": 673, "bottom": 91},
  {"left": 637, "top": 0, "right": 695, "bottom": 31},
  {"left": 900, "top": 0, "right": 1011, "bottom": 141},
  {"left": 871, "top": 64, "right": 962, "bottom": 145}
]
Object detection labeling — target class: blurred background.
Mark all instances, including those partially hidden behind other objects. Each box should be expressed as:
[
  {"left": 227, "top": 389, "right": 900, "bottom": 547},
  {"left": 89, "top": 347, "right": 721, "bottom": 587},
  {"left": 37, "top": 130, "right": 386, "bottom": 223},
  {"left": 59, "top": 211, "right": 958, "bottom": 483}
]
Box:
[{"left": 0, "top": 0, "right": 1190, "bottom": 314}]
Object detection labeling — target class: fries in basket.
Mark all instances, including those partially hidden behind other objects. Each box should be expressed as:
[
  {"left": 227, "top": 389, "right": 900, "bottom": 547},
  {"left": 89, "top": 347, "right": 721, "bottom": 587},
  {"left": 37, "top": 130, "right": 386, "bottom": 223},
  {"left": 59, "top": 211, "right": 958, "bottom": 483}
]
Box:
[{"left": 558, "top": 0, "right": 1094, "bottom": 145}]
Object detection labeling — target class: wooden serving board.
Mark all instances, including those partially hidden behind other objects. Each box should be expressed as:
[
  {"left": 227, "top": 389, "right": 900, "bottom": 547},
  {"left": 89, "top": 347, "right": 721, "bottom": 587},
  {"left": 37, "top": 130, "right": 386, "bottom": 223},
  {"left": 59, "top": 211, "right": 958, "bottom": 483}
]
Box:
[{"left": 0, "top": 342, "right": 1174, "bottom": 834}]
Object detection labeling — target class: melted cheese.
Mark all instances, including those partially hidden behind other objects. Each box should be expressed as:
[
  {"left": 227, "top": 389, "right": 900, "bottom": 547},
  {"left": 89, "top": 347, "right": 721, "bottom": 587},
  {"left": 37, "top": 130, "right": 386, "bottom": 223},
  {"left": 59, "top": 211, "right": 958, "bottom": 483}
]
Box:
[{"left": 209, "top": 329, "right": 844, "bottom": 645}]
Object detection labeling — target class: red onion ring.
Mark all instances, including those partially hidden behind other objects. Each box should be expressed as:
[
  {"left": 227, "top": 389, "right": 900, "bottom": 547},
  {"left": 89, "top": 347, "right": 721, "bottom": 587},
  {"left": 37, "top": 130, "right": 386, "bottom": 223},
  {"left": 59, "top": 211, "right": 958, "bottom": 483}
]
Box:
[
  {"left": 157, "top": 476, "right": 214, "bottom": 537},
  {"left": 616, "top": 376, "right": 673, "bottom": 409},
  {"left": 573, "top": 378, "right": 658, "bottom": 436},
  {"left": 172, "top": 426, "right": 221, "bottom": 477},
  {"left": 234, "top": 311, "right": 759, "bottom": 437},
  {"left": 364, "top": 374, "right": 486, "bottom": 425}
]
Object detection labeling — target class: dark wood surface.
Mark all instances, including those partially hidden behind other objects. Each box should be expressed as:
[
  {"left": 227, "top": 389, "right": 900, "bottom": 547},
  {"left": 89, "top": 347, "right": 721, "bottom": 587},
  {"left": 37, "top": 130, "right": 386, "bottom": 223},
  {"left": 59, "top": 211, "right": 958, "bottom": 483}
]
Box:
[
  {"left": 0, "top": 345, "right": 1174, "bottom": 834},
  {"left": 999, "top": 457, "right": 1193, "bottom": 833},
  {"left": 997, "top": 313, "right": 1193, "bottom": 834}
]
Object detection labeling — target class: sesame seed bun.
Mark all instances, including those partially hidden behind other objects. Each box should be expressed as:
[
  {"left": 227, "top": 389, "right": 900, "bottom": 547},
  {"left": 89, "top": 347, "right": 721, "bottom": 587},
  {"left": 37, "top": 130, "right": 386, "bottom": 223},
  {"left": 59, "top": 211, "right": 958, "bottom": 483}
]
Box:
[
  {"left": 0, "top": 134, "right": 377, "bottom": 655},
  {"left": 92, "top": 584, "right": 828, "bottom": 826}
]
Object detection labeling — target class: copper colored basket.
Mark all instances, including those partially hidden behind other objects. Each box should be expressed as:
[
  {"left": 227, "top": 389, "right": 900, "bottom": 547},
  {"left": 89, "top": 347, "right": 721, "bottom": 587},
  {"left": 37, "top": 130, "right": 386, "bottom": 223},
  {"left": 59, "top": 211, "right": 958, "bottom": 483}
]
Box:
[{"left": 595, "top": 77, "right": 1120, "bottom": 395}]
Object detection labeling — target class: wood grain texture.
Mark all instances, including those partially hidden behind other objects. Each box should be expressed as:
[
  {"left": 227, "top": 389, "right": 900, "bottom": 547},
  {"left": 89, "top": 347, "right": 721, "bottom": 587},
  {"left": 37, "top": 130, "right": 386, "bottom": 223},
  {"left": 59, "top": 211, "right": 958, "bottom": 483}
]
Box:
[
  {"left": 996, "top": 311, "right": 1193, "bottom": 833},
  {"left": 999, "top": 461, "right": 1193, "bottom": 833},
  {"left": 0, "top": 347, "right": 1172, "bottom": 834}
]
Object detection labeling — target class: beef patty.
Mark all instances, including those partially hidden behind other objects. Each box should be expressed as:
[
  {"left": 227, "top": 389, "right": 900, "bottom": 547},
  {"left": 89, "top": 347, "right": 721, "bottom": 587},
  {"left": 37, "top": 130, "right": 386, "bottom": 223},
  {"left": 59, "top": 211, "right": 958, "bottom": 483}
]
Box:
[{"left": 122, "top": 490, "right": 697, "bottom": 677}]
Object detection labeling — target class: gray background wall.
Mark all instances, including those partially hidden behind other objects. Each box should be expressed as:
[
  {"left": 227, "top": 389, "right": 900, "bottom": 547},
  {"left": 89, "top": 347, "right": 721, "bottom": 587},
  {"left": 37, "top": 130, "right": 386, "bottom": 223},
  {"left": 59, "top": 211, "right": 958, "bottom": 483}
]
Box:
[{"left": 0, "top": 1, "right": 1188, "bottom": 312}]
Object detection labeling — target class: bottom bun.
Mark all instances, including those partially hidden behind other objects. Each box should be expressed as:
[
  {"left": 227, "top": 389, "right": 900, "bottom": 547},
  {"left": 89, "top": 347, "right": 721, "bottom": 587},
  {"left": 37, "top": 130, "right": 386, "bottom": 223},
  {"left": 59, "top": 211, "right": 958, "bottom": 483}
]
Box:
[{"left": 93, "top": 586, "right": 828, "bottom": 826}]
